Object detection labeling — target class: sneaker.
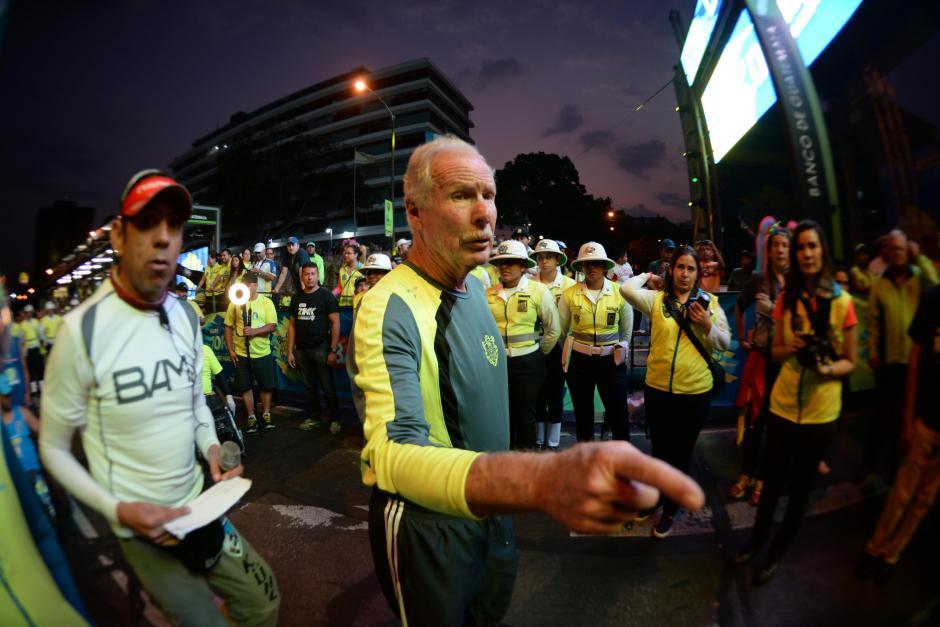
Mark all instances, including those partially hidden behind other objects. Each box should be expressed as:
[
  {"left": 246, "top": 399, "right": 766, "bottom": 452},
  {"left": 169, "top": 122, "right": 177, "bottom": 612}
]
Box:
[
  {"left": 298, "top": 419, "right": 321, "bottom": 431},
  {"left": 748, "top": 480, "right": 764, "bottom": 507},
  {"left": 728, "top": 475, "right": 750, "bottom": 499},
  {"left": 329, "top": 420, "right": 341, "bottom": 435},
  {"left": 262, "top": 413, "right": 276, "bottom": 430},
  {"left": 246, "top": 415, "right": 259, "bottom": 435},
  {"left": 652, "top": 514, "right": 674, "bottom": 539},
  {"left": 634, "top": 505, "right": 660, "bottom": 523},
  {"left": 752, "top": 558, "right": 779, "bottom": 586}
]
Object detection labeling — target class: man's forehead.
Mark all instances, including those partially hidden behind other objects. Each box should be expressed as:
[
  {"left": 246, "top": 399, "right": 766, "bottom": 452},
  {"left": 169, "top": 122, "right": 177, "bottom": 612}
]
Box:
[{"left": 431, "top": 151, "right": 494, "bottom": 185}]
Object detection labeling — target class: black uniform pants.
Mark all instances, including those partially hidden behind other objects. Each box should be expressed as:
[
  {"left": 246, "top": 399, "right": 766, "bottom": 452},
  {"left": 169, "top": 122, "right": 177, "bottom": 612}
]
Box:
[
  {"left": 750, "top": 414, "right": 837, "bottom": 559},
  {"left": 862, "top": 363, "right": 906, "bottom": 477},
  {"left": 507, "top": 349, "right": 545, "bottom": 449},
  {"left": 369, "top": 488, "right": 517, "bottom": 626},
  {"left": 567, "top": 350, "right": 629, "bottom": 442},
  {"left": 535, "top": 343, "right": 565, "bottom": 425},
  {"left": 294, "top": 346, "right": 339, "bottom": 420}
]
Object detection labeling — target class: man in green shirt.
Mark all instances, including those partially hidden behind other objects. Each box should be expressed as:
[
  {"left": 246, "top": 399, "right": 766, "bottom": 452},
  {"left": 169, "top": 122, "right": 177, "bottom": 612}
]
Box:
[
  {"left": 305, "top": 241, "right": 325, "bottom": 280},
  {"left": 348, "top": 135, "right": 704, "bottom": 625}
]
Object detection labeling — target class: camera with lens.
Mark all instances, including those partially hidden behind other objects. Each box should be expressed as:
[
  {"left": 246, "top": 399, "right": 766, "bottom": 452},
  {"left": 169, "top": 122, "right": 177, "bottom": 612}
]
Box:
[
  {"left": 694, "top": 289, "right": 711, "bottom": 310},
  {"left": 795, "top": 334, "right": 836, "bottom": 370}
]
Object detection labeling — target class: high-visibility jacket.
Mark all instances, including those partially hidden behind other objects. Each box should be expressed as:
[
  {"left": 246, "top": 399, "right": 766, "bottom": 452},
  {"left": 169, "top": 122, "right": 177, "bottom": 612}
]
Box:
[
  {"left": 560, "top": 280, "right": 631, "bottom": 347},
  {"left": 486, "top": 276, "right": 559, "bottom": 354},
  {"left": 338, "top": 265, "right": 364, "bottom": 308},
  {"left": 645, "top": 289, "right": 724, "bottom": 395},
  {"left": 40, "top": 315, "right": 63, "bottom": 344},
  {"left": 469, "top": 266, "right": 491, "bottom": 288},
  {"left": 13, "top": 320, "right": 40, "bottom": 350},
  {"left": 868, "top": 262, "right": 937, "bottom": 365},
  {"left": 537, "top": 271, "right": 576, "bottom": 307}
]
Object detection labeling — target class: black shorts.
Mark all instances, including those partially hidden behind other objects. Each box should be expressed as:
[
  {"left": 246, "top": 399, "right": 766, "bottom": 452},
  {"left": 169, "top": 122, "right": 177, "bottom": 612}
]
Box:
[{"left": 233, "top": 354, "right": 278, "bottom": 393}]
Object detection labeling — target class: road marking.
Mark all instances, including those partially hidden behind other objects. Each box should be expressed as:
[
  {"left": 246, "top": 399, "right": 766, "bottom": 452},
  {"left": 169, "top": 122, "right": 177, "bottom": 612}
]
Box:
[{"left": 271, "top": 504, "right": 369, "bottom": 530}]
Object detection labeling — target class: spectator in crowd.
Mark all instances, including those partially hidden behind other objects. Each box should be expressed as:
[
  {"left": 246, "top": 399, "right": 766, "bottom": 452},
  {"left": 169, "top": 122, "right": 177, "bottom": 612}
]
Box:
[
  {"left": 867, "top": 234, "right": 890, "bottom": 278},
  {"left": 735, "top": 220, "right": 856, "bottom": 585},
  {"left": 173, "top": 282, "right": 204, "bottom": 324},
  {"left": 729, "top": 219, "right": 790, "bottom": 505},
  {"left": 40, "top": 169, "right": 277, "bottom": 625},
  {"left": 512, "top": 226, "right": 532, "bottom": 251},
  {"left": 213, "top": 249, "right": 232, "bottom": 303},
  {"left": 305, "top": 241, "right": 325, "bottom": 280},
  {"left": 647, "top": 239, "right": 676, "bottom": 277},
  {"left": 395, "top": 238, "right": 411, "bottom": 262},
  {"left": 2, "top": 372, "right": 54, "bottom": 518},
  {"left": 608, "top": 250, "right": 634, "bottom": 284},
  {"left": 559, "top": 242, "right": 633, "bottom": 444},
  {"left": 622, "top": 245, "right": 730, "bottom": 538},
  {"left": 863, "top": 230, "right": 939, "bottom": 481},
  {"left": 727, "top": 249, "right": 755, "bottom": 292},
  {"left": 353, "top": 253, "right": 392, "bottom": 315},
  {"left": 696, "top": 239, "right": 724, "bottom": 292},
  {"left": 348, "top": 135, "right": 703, "bottom": 624},
  {"left": 272, "top": 236, "right": 310, "bottom": 307},
  {"left": 225, "top": 250, "right": 247, "bottom": 296},
  {"left": 195, "top": 249, "right": 219, "bottom": 307},
  {"left": 240, "top": 247, "right": 252, "bottom": 267},
  {"left": 861, "top": 282, "right": 940, "bottom": 583},
  {"left": 224, "top": 274, "right": 279, "bottom": 434},
  {"left": 849, "top": 243, "right": 873, "bottom": 296},
  {"left": 288, "top": 264, "right": 341, "bottom": 434},
  {"left": 265, "top": 245, "right": 280, "bottom": 278},
  {"left": 531, "top": 238, "right": 576, "bottom": 450},
  {"left": 2, "top": 313, "right": 31, "bottom": 408},
  {"left": 486, "top": 240, "right": 560, "bottom": 449},
  {"left": 248, "top": 242, "right": 278, "bottom": 296},
  {"left": 335, "top": 243, "right": 364, "bottom": 308}
]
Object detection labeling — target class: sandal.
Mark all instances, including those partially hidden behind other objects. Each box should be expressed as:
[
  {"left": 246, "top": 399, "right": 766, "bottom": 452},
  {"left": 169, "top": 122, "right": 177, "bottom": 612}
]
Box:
[
  {"left": 748, "top": 480, "right": 764, "bottom": 507},
  {"left": 728, "top": 475, "right": 750, "bottom": 499}
]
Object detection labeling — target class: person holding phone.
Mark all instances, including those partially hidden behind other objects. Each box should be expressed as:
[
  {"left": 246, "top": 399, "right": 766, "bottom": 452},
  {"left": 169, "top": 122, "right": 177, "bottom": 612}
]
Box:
[
  {"left": 557, "top": 242, "right": 634, "bottom": 443},
  {"left": 621, "top": 245, "right": 730, "bottom": 538}
]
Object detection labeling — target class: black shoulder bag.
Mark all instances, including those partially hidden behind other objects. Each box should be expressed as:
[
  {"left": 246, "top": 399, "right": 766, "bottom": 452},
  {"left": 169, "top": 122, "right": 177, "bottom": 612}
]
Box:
[{"left": 668, "top": 297, "right": 725, "bottom": 397}]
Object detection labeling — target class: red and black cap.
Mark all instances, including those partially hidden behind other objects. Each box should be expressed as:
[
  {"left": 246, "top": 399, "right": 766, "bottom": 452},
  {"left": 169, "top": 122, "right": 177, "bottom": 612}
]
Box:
[{"left": 120, "top": 169, "right": 192, "bottom": 220}]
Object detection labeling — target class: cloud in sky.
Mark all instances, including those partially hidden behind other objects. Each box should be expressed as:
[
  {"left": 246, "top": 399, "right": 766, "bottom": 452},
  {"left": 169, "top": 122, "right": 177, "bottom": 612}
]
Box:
[
  {"left": 656, "top": 190, "right": 688, "bottom": 209},
  {"left": 462, "top": 57, "right": 524, "bottom": 90},
  {"left": 614, "top": 139, "right": 666, "bottom": 178},
  {"left": 542, "top": 104, "right": 584, "bottom": 137}
]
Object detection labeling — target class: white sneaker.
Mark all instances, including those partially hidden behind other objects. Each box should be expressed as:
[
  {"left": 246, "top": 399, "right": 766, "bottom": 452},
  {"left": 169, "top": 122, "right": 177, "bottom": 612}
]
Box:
[{"left": 329, "top": 420, "right": 341, "bottom": 435}]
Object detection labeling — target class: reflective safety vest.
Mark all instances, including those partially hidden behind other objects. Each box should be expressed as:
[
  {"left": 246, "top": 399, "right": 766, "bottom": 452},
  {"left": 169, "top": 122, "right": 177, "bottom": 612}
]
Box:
[
  {"left": 645, "top": 290, "right": 721, "bottom": 395},
  {"left": 13, "top": 320, "right": 40, "bottom": 350},
  {"left": 41, "top": 315, "right": 62, "bottom": 344},
  {"left": 486, "top": 277, "right": 549, "bottom": 349},
  {"left": 562, "top": 280, "right": 626, "bottom": 347},
  {"left": 338, "top": 265, "right": 363, "bottom": 308},
  {"left": 469, "top": 266, "right": 491, "bottom": 288},
  {"left": 538, "top": 272, "right": 576, "bottom": 307}
]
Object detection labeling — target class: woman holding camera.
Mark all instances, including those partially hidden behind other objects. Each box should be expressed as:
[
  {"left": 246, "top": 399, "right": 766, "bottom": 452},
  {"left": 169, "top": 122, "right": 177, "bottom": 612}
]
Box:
[
  {"left": 621, "top": 246, "right": 730, "bottom": 538},
  {"left": 736, "top": 220, "right": 857, "bottom": 584}
]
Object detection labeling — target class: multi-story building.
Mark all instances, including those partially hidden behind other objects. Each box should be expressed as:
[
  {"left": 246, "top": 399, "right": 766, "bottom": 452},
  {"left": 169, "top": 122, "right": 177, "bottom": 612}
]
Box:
[{"left": 169, "top": 58, "right": 474, "bottom": 245}]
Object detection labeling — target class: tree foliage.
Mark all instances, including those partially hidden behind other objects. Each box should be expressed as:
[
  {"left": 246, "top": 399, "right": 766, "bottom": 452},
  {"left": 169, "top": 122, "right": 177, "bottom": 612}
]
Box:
[{"left": 494, "top": 152, "right": 611, "bottom": 243}]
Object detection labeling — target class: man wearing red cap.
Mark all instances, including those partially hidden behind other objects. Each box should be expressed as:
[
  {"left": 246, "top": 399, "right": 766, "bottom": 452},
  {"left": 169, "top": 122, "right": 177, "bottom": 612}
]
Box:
[{"left": 40, "top": 170, "right": 279, "bottom": 625}]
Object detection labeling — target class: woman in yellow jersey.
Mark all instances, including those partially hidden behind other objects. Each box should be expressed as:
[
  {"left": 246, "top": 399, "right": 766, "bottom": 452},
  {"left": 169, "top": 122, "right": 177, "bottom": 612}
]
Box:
[
  {"left": 559, "top": 242, "right": 633, "bottom": 444},
  {"left": 621, "top": 245, "right": 730, "bottom": 538},
  {"left": 735, "top": 220, "right": 857, "bottom": 585},
  {"left": 531, "top": 238, "right": 576, "bottom": 450},
  {"left": 486, "top": 240, "right": 560, "bottom": 449},
  {"left": 225, "top": 252, "right": 247, "bottom": 297}
]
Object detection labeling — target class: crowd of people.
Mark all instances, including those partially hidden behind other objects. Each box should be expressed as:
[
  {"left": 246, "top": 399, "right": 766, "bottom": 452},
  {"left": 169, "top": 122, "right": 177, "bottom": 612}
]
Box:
[{"left": 2, "top": 134, "right": 939, "bottom": 624}]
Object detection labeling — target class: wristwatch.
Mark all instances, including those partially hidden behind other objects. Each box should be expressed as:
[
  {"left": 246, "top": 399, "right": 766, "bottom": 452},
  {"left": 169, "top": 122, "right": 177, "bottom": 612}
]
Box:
[{"left": 331, "top": 345, "right": 342, "bottom": 354}]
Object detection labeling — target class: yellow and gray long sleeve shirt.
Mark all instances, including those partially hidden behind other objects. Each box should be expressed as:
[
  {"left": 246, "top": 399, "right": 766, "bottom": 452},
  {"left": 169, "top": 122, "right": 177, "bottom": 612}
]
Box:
[{"left": 348, "top": 263, "right": 509, "bottom": 519}]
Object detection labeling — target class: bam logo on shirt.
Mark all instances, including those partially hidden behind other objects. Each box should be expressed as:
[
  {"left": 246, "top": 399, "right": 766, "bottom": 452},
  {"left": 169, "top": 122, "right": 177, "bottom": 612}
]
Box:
[{"left": 112, "top": 356, "right": 193, "bottom": 404}]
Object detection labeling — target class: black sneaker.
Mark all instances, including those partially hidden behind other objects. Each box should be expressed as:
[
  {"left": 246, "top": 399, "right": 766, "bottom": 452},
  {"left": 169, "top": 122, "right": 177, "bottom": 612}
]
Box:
[
  {"left": 634, "top": 505, "right": 660, "bottom": 523},
  {"left": 262, "top": 413, "right": 276, "bottom": 430},
  {"left": 752, "top": 559, "right": 779, "bottom": 586},
  {"left": 246, "top": 415, "right": 259, "bottom": 435},
  {"left": 652, "top": 514, "right": 674, "bottom": 539}
]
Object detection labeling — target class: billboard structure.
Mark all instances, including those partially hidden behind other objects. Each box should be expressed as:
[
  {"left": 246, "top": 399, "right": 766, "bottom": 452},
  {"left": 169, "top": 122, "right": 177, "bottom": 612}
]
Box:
[{"left": 673, "top": 0, "right": 864, "bottom": 250}]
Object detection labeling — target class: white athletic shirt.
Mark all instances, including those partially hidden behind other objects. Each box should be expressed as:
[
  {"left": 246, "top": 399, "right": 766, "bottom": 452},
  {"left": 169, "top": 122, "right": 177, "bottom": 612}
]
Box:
[{"left": 40, "top": 279, "right": 219, "bottom": 536}]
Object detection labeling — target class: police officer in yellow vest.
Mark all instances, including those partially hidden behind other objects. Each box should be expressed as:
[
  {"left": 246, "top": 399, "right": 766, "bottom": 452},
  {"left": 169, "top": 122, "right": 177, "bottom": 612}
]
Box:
[
  {"left": 558, "top": 242, "right": 634, "bottom": 443},
  {"left": 40, "top": 302, "right": 63, "bottom": 351},
  {"left": 337, "top": 243, "right": 364, "bottom": 308},
  {"left": 13, "top": 304, "right": 44, "bottom": 396},
  {"left": 531, "top": 238, "right": 576, "bottom": 450},
  {"left": 486, "top": 240, "right": 560, "bottom": 449}
]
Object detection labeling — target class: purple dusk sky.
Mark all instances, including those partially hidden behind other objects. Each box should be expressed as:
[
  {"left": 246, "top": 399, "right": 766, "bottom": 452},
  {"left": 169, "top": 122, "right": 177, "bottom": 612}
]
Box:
[{"left": 0, "top": 0, "right": 691, "bottom": 279}]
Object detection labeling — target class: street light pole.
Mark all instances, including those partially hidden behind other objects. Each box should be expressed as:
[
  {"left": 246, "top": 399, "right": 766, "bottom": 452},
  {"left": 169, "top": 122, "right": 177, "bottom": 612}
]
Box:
[{"left": 354, "top": 79, "right": 396, "bottom": 246}]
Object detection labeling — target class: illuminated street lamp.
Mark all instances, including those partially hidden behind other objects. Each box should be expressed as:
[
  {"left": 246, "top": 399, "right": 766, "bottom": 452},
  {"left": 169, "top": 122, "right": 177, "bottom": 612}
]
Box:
[{"left": 354, "top": 78, "right": 396, "bottom": 234}]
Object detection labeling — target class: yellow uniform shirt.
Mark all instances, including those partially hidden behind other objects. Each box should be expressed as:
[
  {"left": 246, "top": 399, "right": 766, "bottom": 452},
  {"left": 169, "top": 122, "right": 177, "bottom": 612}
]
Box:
[
  {"left": 201, "top": 344, "right": 223, "bottom": 395},
  {"left": 224, "top": 295, "right": 277, "bottom": 358},
  {"left": 338, "top": 265, "right": 364, "bottom": 308}
]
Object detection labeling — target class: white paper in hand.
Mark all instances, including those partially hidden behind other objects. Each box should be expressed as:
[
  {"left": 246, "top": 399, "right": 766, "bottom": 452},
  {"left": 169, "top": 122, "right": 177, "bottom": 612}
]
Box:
[{"left": 164, "top": 477, "right": 252, "bottom": 539}]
